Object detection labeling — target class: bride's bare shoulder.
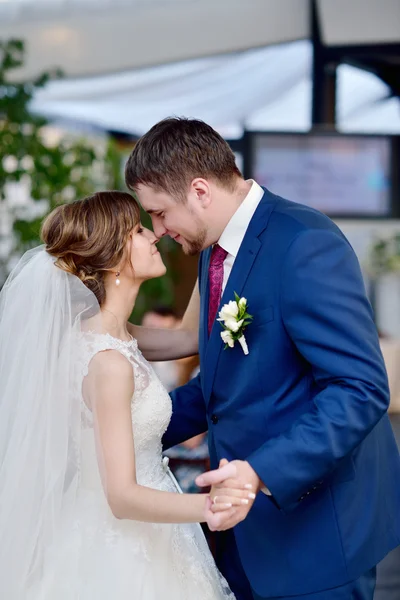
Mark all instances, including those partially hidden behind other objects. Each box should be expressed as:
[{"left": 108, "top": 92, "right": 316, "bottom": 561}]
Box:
[{"left": 89, "top": 348, "right": 134, "bottom": 380}]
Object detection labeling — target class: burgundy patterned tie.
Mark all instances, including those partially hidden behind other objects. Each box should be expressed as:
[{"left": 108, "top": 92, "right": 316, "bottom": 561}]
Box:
[{"left": 208, "top": 244, "right": 228, "bottom": 336}]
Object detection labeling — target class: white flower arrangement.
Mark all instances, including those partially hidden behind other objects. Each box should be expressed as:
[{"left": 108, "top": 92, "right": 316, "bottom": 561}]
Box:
[{"left": 217, "top": 293, "right": 253, "bottom": 355}]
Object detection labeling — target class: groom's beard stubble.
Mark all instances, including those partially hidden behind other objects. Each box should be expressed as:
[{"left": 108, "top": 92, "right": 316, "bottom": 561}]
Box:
[{"left": 182, "top": 223, "right": 207, "bottom": 256}]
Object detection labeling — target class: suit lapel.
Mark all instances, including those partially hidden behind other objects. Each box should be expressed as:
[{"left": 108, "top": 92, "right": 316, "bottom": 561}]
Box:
[{"left": 202, "top": 188, "right": 278, "bottom": 403}]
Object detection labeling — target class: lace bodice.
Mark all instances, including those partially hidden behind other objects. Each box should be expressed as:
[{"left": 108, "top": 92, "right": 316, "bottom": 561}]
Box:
[
  {"left": 77, "top": 332, "right": 172, "bottom": 489},
  {"left": 43, "top": 332, "right": 236, "bottom": 600}
]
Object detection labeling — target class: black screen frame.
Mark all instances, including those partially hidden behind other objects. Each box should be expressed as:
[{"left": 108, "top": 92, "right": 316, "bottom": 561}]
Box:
[{"left": 242, "top": 130, "right": 400, "bottom": 220}]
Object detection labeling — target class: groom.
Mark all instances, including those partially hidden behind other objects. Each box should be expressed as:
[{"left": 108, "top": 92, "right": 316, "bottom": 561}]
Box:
[{"left": 125, "top": 118, "right": 400, "bottom": 600}]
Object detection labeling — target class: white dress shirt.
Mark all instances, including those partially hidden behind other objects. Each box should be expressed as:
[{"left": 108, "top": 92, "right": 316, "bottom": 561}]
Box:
[
  {"left": 218, "top": 180, "right": 264, "bottom": 292},
  {"left": 217, "top": 180, "right": 271, "bottom": 495}
]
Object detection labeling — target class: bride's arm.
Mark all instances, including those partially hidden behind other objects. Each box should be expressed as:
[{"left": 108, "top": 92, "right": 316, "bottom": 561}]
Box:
[
  {"left": 85, "top": 350, "right": 247, "bottom": 525},
  {"left": 127, "top": 280, "right": 200, "bottom": 361}
]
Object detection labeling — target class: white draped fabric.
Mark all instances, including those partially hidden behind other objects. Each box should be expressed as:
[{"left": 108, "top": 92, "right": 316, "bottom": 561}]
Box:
[
  {"left": 337, "top": 65, "right": 400, "bottom": 134},
  {"left": 30, "top": 42, "right": 312, "bottom": 136},
  {"left": 29, "top": 42, "right": 400, "bottom": 137}
]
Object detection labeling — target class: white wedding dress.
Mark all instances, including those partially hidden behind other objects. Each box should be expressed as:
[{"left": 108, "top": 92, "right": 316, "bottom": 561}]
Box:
[{"left": 29, "top": 332, "right": 235, "bottom": 600}]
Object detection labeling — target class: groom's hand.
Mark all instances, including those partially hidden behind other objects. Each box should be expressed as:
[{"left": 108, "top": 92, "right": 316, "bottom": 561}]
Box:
[{"left": 197, "top": 459, "right": 260, "bottom": 531}]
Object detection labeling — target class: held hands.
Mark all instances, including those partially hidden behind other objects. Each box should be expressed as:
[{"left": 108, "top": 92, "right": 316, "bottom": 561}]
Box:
[{"left": 200, "top": 459, "right": 260, "bottom": 531}]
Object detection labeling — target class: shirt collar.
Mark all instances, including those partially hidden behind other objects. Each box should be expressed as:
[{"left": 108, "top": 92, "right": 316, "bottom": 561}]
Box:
[{"left": 218, "top": 180, "right": 264, "bottom": 259}]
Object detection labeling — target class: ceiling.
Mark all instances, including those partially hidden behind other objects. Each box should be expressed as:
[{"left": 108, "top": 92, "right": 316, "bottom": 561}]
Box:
[{"left": 1, "top": 0, "right": 399, "bottom": 81}]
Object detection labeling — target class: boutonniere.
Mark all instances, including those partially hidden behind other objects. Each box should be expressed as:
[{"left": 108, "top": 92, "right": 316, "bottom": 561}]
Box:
[{"left": 217, "top": 293, "right": 253, "bottom": 355}]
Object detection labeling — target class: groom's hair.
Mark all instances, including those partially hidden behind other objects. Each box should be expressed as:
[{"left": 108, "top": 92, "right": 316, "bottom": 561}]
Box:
[{"left": 125, "top": 117, "right": 242, "bottom": 201}]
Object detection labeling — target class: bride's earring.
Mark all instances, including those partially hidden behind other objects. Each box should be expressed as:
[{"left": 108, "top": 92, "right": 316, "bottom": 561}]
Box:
[{"left": 115, "top": 271, "right": 121, "bottom": 286}]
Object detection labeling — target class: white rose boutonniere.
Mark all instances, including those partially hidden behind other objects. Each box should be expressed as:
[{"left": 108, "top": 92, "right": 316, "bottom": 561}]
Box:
[{"left": 217, "top": 293, "right": 253, "bottom": 355}]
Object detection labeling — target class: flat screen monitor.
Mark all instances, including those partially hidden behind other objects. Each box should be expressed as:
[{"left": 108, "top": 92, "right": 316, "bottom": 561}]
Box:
[{"left": 249, "top": 133, "right": 396, "bottom": 218}]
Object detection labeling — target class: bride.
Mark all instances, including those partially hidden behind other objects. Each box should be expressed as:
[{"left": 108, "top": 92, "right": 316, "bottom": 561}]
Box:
[{"left": 0, "top": 191, "right": 252, "bottom": 599}]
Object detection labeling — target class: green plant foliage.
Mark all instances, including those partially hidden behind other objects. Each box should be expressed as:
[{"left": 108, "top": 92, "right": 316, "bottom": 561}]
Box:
[
  {"left": 1, "top": 39, "right": 99, "bottom": 250},
  {"left": 367, "top": 233, "right": 400, "bottom": 278}
]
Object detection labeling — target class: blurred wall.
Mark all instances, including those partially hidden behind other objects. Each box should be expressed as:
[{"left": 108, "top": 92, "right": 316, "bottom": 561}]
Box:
[{"left": 337, "top": 220, "right": 400, "bottom": 337}]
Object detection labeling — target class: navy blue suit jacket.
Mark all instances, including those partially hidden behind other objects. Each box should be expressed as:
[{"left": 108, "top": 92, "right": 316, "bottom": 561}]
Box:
[{"left": 163, "top": 188, "right": 400, "bottom": 597}]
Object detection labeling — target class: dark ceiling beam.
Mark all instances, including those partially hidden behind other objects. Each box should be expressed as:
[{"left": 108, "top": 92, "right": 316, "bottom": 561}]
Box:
[
  {"left": 325, "top": 43, "right": 400, "bottom": 62},
  {"left": 311, "top": 0, "right": 338, "bottom": 127}
]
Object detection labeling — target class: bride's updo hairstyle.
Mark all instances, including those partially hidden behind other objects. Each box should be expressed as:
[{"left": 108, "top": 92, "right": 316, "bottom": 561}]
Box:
[{"left": 41, "top": 191, "right": 141, "bottom": 305}]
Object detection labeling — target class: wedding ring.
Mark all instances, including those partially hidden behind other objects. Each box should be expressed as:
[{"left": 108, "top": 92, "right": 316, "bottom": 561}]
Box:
[{"left": 212, "top": 496, "right": 218, "bottom": 505}]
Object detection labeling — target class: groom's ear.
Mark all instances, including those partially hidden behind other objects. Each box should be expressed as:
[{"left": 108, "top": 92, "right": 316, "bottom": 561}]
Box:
[{"left": 190, "top": 178, "right": 211, "bottom": 209}]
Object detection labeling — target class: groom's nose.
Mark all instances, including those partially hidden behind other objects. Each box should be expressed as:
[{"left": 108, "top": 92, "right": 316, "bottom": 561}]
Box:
[{"left": 152, "top": 219, "right": 167, "bottom": 239}]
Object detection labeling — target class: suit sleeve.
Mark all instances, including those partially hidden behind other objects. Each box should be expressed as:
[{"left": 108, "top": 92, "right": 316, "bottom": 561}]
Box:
[
  {"left": 162, "top": 373, "right": 208, "bottom": 451},
  {"left": 247, "top": 228, "right": 389, "bottom": 512}
]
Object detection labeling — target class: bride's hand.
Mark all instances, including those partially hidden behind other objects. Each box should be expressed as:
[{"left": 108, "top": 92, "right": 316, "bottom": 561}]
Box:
[
  {"left": 203, "top": 495, "right": 237, "bottom": 531},
  {"left": 201, "top": 459, "right": 257, "bottom": 530},
  {"left": 208, "top": 481, "right": 256, "bottom": 512},
  {"left": 203, "top": 483, "right": 255, "bottom": 532}
]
